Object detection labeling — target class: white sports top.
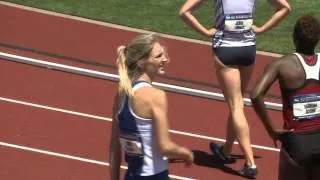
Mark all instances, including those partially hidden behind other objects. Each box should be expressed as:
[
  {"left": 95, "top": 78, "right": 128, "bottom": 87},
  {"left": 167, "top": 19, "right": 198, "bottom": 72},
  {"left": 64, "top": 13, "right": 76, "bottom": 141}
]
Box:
[
  {"left": 117, "top": 81, "right": 168, "bottom": 176},
  {"left": 213, "top": 0, "right": 256, "bottom": 48},
  {"left": 294, "top": 53, "right": 320, "bottom": 80}
]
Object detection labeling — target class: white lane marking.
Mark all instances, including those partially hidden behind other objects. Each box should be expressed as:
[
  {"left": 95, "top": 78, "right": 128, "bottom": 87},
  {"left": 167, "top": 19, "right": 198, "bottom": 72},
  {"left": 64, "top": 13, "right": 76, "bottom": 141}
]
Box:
[
  {"left": 0, "top": 97, "right": 109, "bottom": 121},
  {"left": 0, "top": 52, "right": 283, "bottom": 111},
  {"left": 0, "top": 141, "right": 196, "bottom": 180},
  {"left": 0, "top": 96, "right": 280, "bottom": 152}
]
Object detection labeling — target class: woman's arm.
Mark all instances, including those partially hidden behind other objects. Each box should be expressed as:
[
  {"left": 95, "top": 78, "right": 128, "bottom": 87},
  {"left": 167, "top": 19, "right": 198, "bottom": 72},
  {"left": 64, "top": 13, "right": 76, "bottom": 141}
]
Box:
[
  {"left": 179, "top": 0, "right": 216, "bottom": 38},
  {"left": 109, "top": 93, "right": 122, "bottom": 180},
  {"left": 250, "top": 61, "right": 280, "bottom": 136},
  {"left": 250, "top": 59, "right": 294, "bottom": 147},
  {"left": 150, "top": 89, "right": 193, "bottom": 166},
  {"left": 254, "top": 0, "right": 292, "bottom": 34}
]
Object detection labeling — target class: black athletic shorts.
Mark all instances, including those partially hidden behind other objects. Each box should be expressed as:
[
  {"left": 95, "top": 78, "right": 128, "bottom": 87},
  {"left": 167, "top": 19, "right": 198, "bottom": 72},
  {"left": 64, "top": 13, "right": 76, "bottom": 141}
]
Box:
[
  {"left": 213, "top": 45, "right": 256, "bottom": 66},
  {"left": 124, "top": 170, "right": 169, "bottom": 180},
  {"left": 281, "top": 129, "right": 320, "bottom": 167}
]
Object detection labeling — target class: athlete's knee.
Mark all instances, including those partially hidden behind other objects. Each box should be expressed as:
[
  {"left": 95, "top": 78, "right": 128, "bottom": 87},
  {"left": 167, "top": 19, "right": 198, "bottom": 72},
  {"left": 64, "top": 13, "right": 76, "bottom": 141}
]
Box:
[
  {"left": 230, "top": 113, "right": 249, "bottom": 131},
  {"left": 227, "top": 97, "right": 245, "bottom": 111}
]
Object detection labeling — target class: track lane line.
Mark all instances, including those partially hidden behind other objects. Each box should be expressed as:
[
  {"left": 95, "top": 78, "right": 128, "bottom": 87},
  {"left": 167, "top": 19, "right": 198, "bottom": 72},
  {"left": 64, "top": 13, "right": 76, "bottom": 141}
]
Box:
[
  {"left": 0, "top": 52, "right": 283, "bottom": 111},
  {"left": 0, "top": 96, "right": 280, "bottom": 152},
  {"left": 0, "top": 141, "right": 196, "bottom": 180}
]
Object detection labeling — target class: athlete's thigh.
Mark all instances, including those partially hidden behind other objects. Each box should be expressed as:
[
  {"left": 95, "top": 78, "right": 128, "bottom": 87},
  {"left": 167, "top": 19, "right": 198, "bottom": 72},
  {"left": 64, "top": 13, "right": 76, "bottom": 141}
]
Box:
[
  {"left": 278, "top": 149, "right": 308, "bottom": 180},
  {"left": 214, "top": 61, "right": 243, "bottom": 109},
  {"left": 239, "top": 64, "right": 254, "bottom": 93}
]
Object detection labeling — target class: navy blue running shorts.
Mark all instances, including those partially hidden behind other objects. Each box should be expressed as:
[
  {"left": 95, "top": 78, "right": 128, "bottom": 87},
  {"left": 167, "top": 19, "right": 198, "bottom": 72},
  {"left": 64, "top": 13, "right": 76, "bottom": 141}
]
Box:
[
  {"left": 213, "top": 45, "right": 256, "bottom": 66},
  {"left": 124, "top": 170, "right": 169, "bottom": 180}
]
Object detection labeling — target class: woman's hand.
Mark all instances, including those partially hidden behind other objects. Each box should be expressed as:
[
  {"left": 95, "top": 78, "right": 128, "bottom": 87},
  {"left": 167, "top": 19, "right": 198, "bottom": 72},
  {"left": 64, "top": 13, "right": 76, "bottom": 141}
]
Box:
[
  {"left": 183, "top": 148, "right": 194, "bottom": 167},
  {"left": 205, "top": 27, "right": 218, "bottom": 38},
  {"left": 267, "top": 128, "right": 294, "bottom": 147},
  {"left": 252, "top": 25, "right": 265, "bottom": 35}
]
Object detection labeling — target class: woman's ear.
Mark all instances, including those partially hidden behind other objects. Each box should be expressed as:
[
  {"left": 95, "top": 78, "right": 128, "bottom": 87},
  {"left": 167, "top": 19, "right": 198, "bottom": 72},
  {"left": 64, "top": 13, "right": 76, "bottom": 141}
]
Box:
[{"left": 137, "top": 60, "right": 146, "bottom": 68}]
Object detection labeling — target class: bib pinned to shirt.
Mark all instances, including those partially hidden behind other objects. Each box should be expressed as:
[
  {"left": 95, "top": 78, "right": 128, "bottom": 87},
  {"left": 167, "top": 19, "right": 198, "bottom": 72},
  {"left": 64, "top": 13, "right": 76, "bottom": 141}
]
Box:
[
  {"left": 224, "top": 13, "right": 253, "bottom": 32},
  {"left": 293, "top": 93, "right": 320, "bottom": 121},
  {"left": 119, "top": 132, "right": 144, "bottom": 157}
]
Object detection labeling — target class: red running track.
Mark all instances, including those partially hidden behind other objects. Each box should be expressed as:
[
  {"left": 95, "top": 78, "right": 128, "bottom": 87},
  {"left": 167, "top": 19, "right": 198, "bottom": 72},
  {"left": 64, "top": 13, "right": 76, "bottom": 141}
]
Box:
[
  {"left": 0, "top": 2, "right": 284, "bottom": 180},
  {"left": 0, "top": 2, "right": 282, "bottom": 101}
]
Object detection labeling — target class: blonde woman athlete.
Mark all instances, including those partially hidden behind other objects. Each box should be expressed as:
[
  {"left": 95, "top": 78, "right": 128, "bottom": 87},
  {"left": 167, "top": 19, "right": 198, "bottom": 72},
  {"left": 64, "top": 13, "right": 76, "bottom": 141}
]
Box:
[{"left": 109, "top": 34, "right": 194, "bottom": 180}]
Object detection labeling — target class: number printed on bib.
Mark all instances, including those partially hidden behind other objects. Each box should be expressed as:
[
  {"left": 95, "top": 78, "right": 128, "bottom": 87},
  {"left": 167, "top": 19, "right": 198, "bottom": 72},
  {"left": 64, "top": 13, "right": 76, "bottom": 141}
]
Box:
[
  {"left": 293, "top": 93, "right": 320, "bottom": 120},
  {"left": 224, "top": 13, "right": 253, "bottom": 32},
  {"left": 119, "top": 133, "right": 144, "bottom": 156}
]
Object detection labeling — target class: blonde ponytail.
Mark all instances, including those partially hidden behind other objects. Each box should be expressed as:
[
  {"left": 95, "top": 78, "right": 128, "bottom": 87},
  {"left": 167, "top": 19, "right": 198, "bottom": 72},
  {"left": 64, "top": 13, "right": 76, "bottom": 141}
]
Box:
[{"left": 116, "top": 45, "right": 133, "bottom": 97}]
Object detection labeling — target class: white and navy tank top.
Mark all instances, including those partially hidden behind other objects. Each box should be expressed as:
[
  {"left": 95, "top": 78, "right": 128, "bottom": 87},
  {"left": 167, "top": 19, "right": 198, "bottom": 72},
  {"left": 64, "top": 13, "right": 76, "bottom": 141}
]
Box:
[
  {"left": 282, "top": 53, "right": 320, "bottom": 132},
  {"left": 213, "top": 0, "right": 256, "bottom": 48},
  {"left": 117, "top": 81, "right": 168, "bottom": 176}
]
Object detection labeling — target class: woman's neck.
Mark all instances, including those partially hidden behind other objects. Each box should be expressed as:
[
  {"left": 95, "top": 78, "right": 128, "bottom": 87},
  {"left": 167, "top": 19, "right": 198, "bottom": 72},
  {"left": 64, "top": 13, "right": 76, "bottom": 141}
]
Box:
[
  {"left": 296, "top": 46, "right": 315, "bottom": 56},
  {"left": 134, "top": 74, "right": 152, "bottom": 83}
]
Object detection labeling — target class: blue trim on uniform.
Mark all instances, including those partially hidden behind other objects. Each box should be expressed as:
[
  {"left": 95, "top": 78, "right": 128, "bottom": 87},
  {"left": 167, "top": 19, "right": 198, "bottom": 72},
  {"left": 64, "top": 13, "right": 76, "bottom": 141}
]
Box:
[
  {"left": 118, "top": 80, "right": 152, "bottom": 175},
  {"left": 118, "top": 96, "right": 144, "bottom": 175},
  {"left": 119, "top": 97, "right": 138, "bottom": 132}
]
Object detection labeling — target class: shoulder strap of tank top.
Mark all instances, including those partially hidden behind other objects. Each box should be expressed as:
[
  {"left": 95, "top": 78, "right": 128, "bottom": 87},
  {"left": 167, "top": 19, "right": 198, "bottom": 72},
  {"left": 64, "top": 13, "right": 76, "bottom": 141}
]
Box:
[
  {"left": 294, "top": 52, "right": 307, "bottom": 68},
  {"left": 294, "top": 53, "right": 320, "bottom": 80},
  {"left": 132, "top": 81, "right": 152, "bottom": 93}
]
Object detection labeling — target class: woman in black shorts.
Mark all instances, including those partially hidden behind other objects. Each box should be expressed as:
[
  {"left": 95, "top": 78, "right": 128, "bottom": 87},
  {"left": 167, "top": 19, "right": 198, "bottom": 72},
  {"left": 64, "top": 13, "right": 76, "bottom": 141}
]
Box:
[
  {"left": 179, "top": 0, "right": 291, "bottom": 178},
  {"left": 251, "top": 15, "right": 320, "bottom": 180}
]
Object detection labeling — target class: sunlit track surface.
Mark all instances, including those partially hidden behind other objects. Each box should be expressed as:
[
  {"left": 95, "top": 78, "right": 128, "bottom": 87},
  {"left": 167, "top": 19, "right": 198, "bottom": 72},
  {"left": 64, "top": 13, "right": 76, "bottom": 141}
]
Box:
[
  {"left": 1, "top": 54, "right": 282, "bottom": 179},
  {"left": 0, "top": 1, "right": 283, "bottom": 98},
  {"left": 0, "top": 95, "right": 280, "bottom": 179},
  {"left": 0, "top": 2, "right": 286, "bottom": 179},
  {"left": 0, "top": 96, "right": 280, "bottom": 152},
  {"left": 0, "top": 52, "right": 283, "bottom": 110},
  {"left": 0, "top": 57, "right": 283, "bottom": 148}
]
